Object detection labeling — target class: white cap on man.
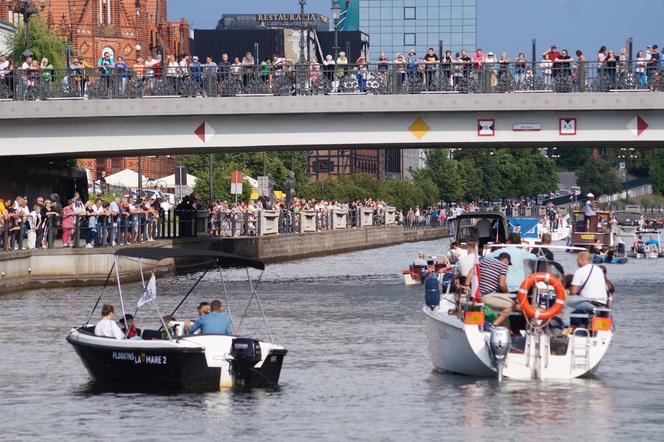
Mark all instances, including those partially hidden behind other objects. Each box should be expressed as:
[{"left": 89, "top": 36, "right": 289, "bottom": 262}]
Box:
[{"left": 587, "top": 193, "right": 594, "bottom": 198}]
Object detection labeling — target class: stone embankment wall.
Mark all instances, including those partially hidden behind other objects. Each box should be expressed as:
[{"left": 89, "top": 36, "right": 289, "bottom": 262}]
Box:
[{"left": 0, "top": 226, "right": 448, "bottom": 292}]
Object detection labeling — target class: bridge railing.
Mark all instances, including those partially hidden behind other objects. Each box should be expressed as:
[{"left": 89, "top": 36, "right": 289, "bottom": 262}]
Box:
[{"left": 2, "top": 60, "right": 662, "bottom": 100}]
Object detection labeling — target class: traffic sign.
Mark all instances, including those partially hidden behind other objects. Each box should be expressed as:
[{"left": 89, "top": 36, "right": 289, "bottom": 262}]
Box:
[{"left": 559, "top": 118, "right": 576, "bottom": 136}]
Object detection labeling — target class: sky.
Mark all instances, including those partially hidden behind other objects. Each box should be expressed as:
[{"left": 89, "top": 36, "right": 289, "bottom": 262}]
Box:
[{"left": 168, "top": 0, "right": 664, "bottom": 58}]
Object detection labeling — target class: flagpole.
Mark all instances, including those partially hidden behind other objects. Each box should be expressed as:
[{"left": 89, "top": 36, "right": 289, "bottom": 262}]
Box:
[{"left": 153, "top": 300, "right": 172, "bottom": 340}]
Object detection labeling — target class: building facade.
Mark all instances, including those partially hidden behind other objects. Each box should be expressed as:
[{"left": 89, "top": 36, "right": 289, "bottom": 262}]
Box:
[
  {"left": 78, "top": 156, "right": 178, "bottom": 182},
  {"left": 0, "top": 0, "right": 189, "bottom": 64},
  {"left": 359, "top": 0, "right": 477, "bottom": 61}
]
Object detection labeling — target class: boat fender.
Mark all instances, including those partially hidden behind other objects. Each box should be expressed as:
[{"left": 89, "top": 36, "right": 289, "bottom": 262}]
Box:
[{"left": 517, "top": 272, "right": 566, "bottom": 321}]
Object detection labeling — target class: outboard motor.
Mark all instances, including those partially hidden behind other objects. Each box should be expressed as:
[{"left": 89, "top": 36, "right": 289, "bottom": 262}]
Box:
[
  {"left": 489, "top": 327, "right": 512, "bottom": 383},
  {"left": 424, "top": 272, "right": 441, "bottom": 310},
  {"left": 230, "top": 338, "right": 262, "bottom": 385}
]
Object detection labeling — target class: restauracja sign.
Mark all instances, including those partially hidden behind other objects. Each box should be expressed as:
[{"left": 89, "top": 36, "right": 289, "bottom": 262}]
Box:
[{"left": 255, "top": 14, "right": 328, "bottom": 24}]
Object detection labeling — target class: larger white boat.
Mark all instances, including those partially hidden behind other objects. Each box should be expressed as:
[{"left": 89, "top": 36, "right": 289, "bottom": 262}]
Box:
[{"left": 424, "top": 246, "right": 613, "bottom": 381}]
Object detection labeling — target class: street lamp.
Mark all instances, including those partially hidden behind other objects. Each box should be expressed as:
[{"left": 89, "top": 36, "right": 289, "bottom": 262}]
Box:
[
  {"left": 298, "top": 0, "right": 306, "bottom": 64},
  {"left": 7, "top": 0, "right": 47, "bottom": 58},
  {"left": 618, "top": 148, "right": 639, "bottom": 205},
  {"left": 331, "top": 0, "right": 341, "bottom": 60}
]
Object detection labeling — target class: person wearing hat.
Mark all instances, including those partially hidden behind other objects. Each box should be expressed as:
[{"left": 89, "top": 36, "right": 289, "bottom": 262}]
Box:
[
  {"left": 584, "top": 192, "right": 598, "bottom": 231},
  {"left": 487, "top": 233, "right": 537, "bottom": 293}
]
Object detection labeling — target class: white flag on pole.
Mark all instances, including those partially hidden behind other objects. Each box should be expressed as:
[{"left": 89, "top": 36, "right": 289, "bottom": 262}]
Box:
[{"left": 137, "top": 274, "right": 157, "bottom": 308}]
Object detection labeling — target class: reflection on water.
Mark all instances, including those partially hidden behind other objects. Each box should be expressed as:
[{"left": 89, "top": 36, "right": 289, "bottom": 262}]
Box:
[{"left": 0, "top": 240, "right": 662, "bottom": 440}]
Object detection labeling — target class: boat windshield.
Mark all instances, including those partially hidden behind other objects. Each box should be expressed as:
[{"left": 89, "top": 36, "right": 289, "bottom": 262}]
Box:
[
  {"left": 613, "top": 211, "right": 641, "bottom": 226},
  {"left": 454, "top": 214, "right": 508, "bottom": 249}
]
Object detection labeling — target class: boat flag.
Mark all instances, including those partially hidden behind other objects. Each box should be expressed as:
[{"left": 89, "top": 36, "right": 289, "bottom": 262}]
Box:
[
  {"left": 470, "top": 254, "right": 481, "bottom": 302},
  {"left": 137, "top": 274, "right": 157, "bottom": 308}
]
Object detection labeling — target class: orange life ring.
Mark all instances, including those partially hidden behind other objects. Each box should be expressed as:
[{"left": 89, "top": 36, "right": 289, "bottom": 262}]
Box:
[{"left": 517, "top": 272, "right": 566, "bottom": 321}]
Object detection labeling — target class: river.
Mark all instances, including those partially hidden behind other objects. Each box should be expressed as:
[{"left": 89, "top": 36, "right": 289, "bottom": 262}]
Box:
[{"left": 0, "top": 241, "right": 662, "bottom": 441}]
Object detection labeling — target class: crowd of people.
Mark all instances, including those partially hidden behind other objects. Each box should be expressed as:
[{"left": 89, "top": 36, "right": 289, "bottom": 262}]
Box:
[
  {"left": 3, "top": 42, "right": 664, "bottom": 99},
  {"left": 0, "top": 190, "right": 418, "bottom": 251},
  {"left": 208, "top": 196, "right": 396, "bottom": 236},
  {"left": 0, "top": 192, "right": 172, "bottom": 251}
]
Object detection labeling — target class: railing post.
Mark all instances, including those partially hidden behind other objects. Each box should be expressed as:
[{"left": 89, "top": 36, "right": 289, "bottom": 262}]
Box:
[
  {"left": 73, "top": 215, "right": 80, "bottom": 248},
  {"left": 3, "top": 220, "right": 9, "bottom": 252},
  {"left": 47, "top": 216, "right": 55, "bottom": 248}
]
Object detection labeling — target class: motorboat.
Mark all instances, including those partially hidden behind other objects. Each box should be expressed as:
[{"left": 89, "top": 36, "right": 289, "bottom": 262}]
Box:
[
  {"left": 592, "top": 254, "right": 628, "bottom": 264},
  {"left": 424, "top": 245, "right": 613, "bottom": 381},
  {"left": 629, "top": 230, "right": 662, "bottom": 259},
  {"left": 403, "top": 255, "right": 452, "bottom": 285},
  {"left": 570, "top": 210, "right": 614, "bottom": 250},
  {"left": 67, "top": 248, "right": 287, "bottom": 390},
  {"left": 545, "top": 212, "right": 571, "bottom": 242}
]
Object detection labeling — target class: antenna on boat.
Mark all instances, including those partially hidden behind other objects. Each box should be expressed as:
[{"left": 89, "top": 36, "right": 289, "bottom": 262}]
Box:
[{"left": 113, "top": 256, "right": 129, "bottom": 339}]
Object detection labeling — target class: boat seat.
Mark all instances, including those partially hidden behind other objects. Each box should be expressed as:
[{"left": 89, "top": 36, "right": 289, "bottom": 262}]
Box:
[{"left": 141, "top": 329, "right": 163, "bottom": 340}]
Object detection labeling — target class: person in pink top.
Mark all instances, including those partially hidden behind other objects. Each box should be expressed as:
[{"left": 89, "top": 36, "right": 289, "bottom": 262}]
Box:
[
  {"left": 61, "top": 199, "right": 75, "bottom": 248},
  {"left": 471, "top": 48, "right": 485, "bottom": 71}
]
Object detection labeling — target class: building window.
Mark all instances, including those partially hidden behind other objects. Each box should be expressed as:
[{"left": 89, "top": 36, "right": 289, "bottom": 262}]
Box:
[
  {"left": 404, "top": 7, "right": 416, "bottom": 20},
  {"left": 404, "top": 33, "right": 416, "bottom": 46}
]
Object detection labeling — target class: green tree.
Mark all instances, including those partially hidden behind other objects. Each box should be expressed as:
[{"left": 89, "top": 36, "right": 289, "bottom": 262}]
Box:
[
  {"left": 576, "top": 159, "right": 622, "bottom": 197},
  {"left": 414, "top": 149, "right": 466, "bottom": 202},
  {"left": 8, "top": 18, "right": 66, "bottom": 69}
]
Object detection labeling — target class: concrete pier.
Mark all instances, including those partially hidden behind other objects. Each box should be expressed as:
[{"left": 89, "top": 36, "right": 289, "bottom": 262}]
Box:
[{"left": 0, "top": 226, "right": 448, "bottom": 292}]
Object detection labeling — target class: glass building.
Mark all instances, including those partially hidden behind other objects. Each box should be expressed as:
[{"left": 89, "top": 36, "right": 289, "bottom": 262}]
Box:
[{"left": 358, "top": 0, "right": 477, "bottom": 61}]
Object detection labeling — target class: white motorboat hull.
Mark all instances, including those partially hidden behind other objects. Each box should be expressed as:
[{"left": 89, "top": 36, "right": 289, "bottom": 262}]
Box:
[{"left": 424, "top": 299, "right": 613, "bottom": 380}]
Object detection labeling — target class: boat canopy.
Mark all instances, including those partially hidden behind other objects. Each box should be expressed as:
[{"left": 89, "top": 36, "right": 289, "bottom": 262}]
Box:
[
  {"left": 613, "top": 211, "right": 641, "bottom": 225},
  {"left": 453, "top": 212, "right": 509, "bottom": 247},
  {"left": 115, "top": 248, "right": 265, "bottom": 270}
]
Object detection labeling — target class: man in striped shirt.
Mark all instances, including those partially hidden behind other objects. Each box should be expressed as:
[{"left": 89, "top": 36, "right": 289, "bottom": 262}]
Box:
[{"left": 470, "top": 253, "right": 514, "bottom": 327}]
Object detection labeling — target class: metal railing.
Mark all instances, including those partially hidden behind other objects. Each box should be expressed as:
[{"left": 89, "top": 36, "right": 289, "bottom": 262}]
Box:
[
  {"left": 0, "top": 206, "right": 442, "bottom": 252},
  {"left": 2, "top": 60, "right": 664, "bottom": 101}
]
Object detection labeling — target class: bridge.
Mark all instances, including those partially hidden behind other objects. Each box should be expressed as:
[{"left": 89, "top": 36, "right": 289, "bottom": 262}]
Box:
[{"left": 2, "top": 91, "right": 664, "bottom": 157}]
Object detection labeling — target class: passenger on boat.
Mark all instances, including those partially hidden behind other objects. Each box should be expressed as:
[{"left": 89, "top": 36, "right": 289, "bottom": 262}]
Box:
[
  {"left": 598, "top": 265, "right": 615, "bottom": 296},
  {"left": 94, "top": 304, "right": 125, "bottom": 340},
  {"left": 645, "top": 235, "right": 660, "bottom": 249},
  {"left": 474, "top": 252, "right": 514, "bottom": 327},
  {"left": 185, "top": 299, "right": 233, "bottom": 335},
  {"left": 584, "top": 193, "right": 598, "bottom": 232},
  {"left": 592, "top": 239, "right": 602, "bottom": 254},
  {"left": 447, "top": 242, "right": 467, "bottom": 264},
  {"left": 633, "top": 234, "right": 645, "bottom": 254},
  {"left": 412, "top": 252, "right": 427, "bottom": 267},
  {"left": 456, "top": 241, "right": 477, "bottom": 286},
  {"left": 486, "top": 233, "right": 536, "bottom": 293},
  {"left": 119, "top": 314, "right": 139, "bottom": 339},
  {"left": 563, "top": 251, "right": 608, "bottom": 325},
  {"left": 197, "top": 301, "right": 211, "bottom": 316},
  {"left": 531, "top": 233, "right": 555, "bottom": 273}
]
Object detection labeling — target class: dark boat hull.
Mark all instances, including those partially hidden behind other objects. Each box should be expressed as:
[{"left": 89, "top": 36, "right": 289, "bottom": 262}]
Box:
[{"left": 67, "top": 335, "right": 286, "bottom": 390}]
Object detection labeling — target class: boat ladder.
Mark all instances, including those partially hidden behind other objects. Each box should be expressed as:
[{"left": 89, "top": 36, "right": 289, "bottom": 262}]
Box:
[{"left": 571, "top": 328, "right": 590, "bottom": 372}]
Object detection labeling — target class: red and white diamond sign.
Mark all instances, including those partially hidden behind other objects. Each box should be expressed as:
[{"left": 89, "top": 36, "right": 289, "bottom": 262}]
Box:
[
  {"left": 195, "top": 121, "right": 215, "bottom": 143},
  {"left": 627, "top": 116, "right": 648, "bottom": 137}
]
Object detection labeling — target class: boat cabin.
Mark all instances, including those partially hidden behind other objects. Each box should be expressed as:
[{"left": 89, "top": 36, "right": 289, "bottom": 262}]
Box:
[
  {"left": 452, "top": 212, "right": 509, "bottom": 254},
  {"left": 571, "top": 210, "right": 613, "bottom": 249}
]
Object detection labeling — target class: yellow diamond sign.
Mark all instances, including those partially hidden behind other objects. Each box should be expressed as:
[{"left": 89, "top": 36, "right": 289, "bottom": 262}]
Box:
[{"left": 409, "top": 117, "right": 430, "bottom": 140}]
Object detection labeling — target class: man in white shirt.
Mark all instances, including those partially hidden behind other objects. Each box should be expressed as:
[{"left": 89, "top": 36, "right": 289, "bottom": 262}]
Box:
[
  {"left": 561, "top": 251, "right": 608, "bottom": 327},
  {"left": 456, "top": 241, "right": 477, "bottom": 285},
  {"left": 94, "top": 304, "right": 125, "bottom": 339},
  {"left": 0, "top": 54, "right": 9, "bottom": 79},
  {"left": 21, "top": 55, "right": 33, "bottom": 70}
]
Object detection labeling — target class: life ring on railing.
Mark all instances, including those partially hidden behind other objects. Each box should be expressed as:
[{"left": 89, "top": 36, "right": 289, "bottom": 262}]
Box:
[{"left": 517, "top": 272, "right": 566, "bottom": 321}]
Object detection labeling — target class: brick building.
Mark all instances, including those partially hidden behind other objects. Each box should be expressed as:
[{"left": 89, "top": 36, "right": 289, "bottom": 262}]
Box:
[
  {"left": 1, "top": 0, "right": 189, "bottom": 64},
  {"left": 79, "top": 156, "right": 178, "bottom": 182}
]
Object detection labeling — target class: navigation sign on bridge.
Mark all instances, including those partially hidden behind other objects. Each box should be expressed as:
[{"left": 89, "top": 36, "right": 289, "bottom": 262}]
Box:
[
  {"left": 627, "top": 116, "right": 648, "bottom": 137},
  {"left": 559, "top": 118, "right": 577, "bottom": 136},
  {"left": 195, "top": 121, "right": 216, "bottom": 143},
  {"left": 477, "top": 119, "right": 495, "bottom": 136}
]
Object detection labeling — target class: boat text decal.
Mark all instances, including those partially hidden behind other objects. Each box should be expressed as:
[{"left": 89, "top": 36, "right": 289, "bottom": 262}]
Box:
[{"left": 112, "top": 351, "right": 168, "bottom": 365}]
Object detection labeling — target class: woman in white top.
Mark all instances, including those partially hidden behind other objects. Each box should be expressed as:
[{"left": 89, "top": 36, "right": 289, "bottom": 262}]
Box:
[
  {"left": 94, "top": 304, "right": 124, "bottom": 339},
  {"left": 540, "top": 53, "right": 553, "bottom": 88},
  {"left": 635, "top": 50, "right": 647, "bottom": 88}
]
